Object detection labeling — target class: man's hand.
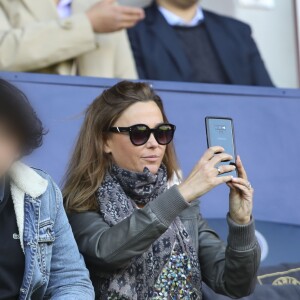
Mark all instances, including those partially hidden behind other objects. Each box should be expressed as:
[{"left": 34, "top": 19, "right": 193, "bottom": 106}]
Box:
[{"left": 86, "top": 0, "right": 145, "bottom": 33}]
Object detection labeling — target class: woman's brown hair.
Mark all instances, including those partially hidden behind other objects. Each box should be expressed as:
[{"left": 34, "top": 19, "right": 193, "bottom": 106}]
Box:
[{"left": 63, "top": 81, "right": 179, "bottom": 213}]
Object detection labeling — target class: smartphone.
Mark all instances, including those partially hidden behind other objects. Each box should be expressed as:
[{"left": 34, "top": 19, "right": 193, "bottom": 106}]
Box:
[{"left": 205, "top": 117, "right": 237, "bottom": 177}]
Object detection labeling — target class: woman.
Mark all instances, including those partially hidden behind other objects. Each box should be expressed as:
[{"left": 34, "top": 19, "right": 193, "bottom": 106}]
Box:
[
  {"left": 65, "top": 81, "right": 260, "bottom": 299},
  {"left": 0, "top": 79, "right": 94, "bottom": 299}
]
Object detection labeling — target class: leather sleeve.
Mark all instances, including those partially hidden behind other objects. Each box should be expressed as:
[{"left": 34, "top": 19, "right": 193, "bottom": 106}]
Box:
[
  {"left": 68, "top": 186, "right": 189, "bottom": 271},
  {"left": 198, "top": 214, "right": 261, "bottom": 299}
]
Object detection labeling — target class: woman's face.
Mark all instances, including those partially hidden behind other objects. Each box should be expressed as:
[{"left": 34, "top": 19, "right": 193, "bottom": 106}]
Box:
[{"left": 105, "top": 101, "right": 167, "bottom": 174}]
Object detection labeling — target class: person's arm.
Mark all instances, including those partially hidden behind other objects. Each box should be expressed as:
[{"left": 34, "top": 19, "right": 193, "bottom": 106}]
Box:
[
  {"left": 198, "top": 214, "right": 260, "bottom": 299},
  {"left": 0, "top": 0, "right": 144, "bottom": 73},
  {"left": 0, "top": 9, "right": 96, "bottom": 72},
  {"left": 45, "top": 180, "right": 95, "bottom": 299},
  {"left": 179, "top": 152, "right": 260, "bottom": 298},
  {"left": 69, "top": 186, "right": 189, "bottom": 271},
  {"left": 245, "top": 25, "right": 274, "bottom": 87}
]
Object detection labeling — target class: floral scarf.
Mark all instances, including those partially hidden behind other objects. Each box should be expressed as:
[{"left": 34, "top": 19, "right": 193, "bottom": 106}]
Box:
[{"left": 96, "top": 164, "right": 201, "bottom": 299}]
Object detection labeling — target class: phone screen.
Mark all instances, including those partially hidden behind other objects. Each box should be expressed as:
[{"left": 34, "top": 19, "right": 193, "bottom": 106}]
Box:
[{"left": 205, "top": 117, "right": 237, "bottom": 177}]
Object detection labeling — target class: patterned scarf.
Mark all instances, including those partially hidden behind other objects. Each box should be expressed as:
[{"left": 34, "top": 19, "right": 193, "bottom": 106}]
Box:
[{"left": 96, "top": 164, "right": 201, "bottom": 299}]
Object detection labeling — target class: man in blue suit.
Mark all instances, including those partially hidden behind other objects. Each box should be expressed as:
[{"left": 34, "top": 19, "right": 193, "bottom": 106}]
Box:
[{"left": 128, "top": 0, "right": 273, "bottom": 86}]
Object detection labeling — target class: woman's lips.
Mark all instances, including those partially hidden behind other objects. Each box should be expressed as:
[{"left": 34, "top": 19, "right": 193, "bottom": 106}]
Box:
[{"left": 142, "top": 155, "right": 160, "bottom": 162}]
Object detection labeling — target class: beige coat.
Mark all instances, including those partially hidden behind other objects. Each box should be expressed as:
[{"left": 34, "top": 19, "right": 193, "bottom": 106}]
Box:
[{"left": 0, "top": 0, "right": 137, "bottom": 78}]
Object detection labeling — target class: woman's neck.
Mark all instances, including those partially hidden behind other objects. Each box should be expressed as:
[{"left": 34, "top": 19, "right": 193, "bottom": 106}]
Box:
[{"left": 157, "top": 1, "right": 199, "bottom": 23}]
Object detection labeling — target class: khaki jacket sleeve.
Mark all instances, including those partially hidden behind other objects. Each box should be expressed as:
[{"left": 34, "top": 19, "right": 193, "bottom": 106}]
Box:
[
  {"left": 73, "top": 0, "right": 137, "bottom": 79},
  {"left": 113, "top": 30, "right": 137, "bottom": 79},
  {"left": 0, "top": 9, "right": 96, "bottom": 72},
  {"left": 76, "top": 29, "right": 137, "bottom": 79}
]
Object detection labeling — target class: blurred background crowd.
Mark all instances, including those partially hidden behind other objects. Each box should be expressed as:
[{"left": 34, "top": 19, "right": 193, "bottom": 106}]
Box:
[{"left": 0, "top": 0, "right": 299, "bottom": 88}]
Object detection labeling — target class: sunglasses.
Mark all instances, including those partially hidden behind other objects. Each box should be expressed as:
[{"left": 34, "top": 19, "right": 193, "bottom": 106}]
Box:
[{"left": 109, "top": 123, "right": 176, "bottom": 146}]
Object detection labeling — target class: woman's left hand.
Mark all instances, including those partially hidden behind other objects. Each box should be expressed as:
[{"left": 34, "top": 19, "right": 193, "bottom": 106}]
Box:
[{"left": 227, "top": 156, "right": 253, "bottom": 225}]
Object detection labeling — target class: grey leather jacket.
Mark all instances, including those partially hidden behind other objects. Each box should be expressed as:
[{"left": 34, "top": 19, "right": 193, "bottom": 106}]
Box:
[{"left": 69, "top": 186, "right": 261, "bottom": 299}]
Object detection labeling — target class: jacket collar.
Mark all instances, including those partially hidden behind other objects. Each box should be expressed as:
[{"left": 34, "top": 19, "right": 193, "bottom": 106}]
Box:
[
  {"left": 10, "top": 162, "right": 48, "bottom": 199},
  {"left": 22, "top": 0, "right": 58, "bottom": 20},
  {"left": 9, "top": 162, "right": 48, "bottom": 252},
  {"left": 22, "top": 0, "right": 85, "bottom": 18},
  {"left": 158, "top": 5, "right": 204, "bottom": 27},
  {"left": 146, "top": 2, "right": 193, "bottom": 80}
]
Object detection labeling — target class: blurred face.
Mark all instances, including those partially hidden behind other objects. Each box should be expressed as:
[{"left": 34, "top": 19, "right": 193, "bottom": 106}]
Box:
[
  {"left": 0, "top": 123, "right": 21, "bottom": 179},
  {"left": 160, "top": 0, "right": 198, "bottom": 9},
  {"left": 105, "top": 101, "right": 167, "bottom": 174}
]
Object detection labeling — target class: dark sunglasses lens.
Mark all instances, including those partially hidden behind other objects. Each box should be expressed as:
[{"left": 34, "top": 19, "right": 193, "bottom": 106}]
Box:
[
  {"left": 130, "top": 125, "right": 150, "bottom": 145},
  {"left": 155, "top": 125, "right": 174, "bottom": 145}
]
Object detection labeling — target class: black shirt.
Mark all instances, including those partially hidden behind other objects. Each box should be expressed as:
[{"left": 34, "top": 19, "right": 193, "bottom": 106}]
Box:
[
  {"left": 173, "top": 23, "right": 230, "bottom": 84},
  {"left": 0, "top": 183, "right": 25, "bottom": 300}
]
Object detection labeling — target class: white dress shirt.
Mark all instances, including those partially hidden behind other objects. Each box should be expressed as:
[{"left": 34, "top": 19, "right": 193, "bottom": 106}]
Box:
[
  {"left": 158, "top": 5, "right": 204, "bottom": 27},
  {"left": 56, "top": 0, "right": 72, "bottom": 18}
]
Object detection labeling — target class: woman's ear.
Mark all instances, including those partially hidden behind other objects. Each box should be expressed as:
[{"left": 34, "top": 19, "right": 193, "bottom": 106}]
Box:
[{"left": 104, "top": 138, "right": 112, "bottom": 154}]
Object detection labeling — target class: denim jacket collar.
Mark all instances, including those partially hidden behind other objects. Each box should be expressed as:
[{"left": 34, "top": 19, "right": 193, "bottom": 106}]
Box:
[{"left": 9, "top": 162, "right": 48, "bottom": 251}]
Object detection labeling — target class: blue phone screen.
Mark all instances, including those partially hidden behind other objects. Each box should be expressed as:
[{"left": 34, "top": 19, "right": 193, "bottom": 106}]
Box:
[{"left": 206, "top": 118, "right": 237, "bottom": 177}]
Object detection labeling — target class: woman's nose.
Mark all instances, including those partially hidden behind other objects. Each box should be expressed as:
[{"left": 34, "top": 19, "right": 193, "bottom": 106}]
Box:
[{"left": 146, "top": 133, "right": 159, "bottom": 148}]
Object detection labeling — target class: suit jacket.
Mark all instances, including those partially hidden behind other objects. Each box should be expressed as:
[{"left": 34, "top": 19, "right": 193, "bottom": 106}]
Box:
[
  {"left": 128, "top": 3, "right": 273, "bottom": 86},
  {"left": 0, "top": 0, "right": 137, "bottom": 79}
]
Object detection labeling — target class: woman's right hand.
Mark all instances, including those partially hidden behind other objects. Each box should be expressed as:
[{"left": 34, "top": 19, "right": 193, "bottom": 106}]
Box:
[{"left": 178, "top": 146, "right": 236, "bottom": 203}]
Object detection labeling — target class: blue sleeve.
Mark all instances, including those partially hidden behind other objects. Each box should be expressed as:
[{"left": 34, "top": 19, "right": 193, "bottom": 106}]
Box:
[
  {"left": 45, "top": 180, "right": 95, "bottom": 299},
  {"left": 246, "top": 25, "right": 274, "bottom": 87}
]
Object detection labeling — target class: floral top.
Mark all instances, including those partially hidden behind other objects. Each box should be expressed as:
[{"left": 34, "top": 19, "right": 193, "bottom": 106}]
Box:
[{"left": 152, "top": 241, "right": 201, "bottom": 300}]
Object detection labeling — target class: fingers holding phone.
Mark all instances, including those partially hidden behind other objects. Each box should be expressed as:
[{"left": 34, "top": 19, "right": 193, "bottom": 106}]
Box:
[
  {"left": 205, "top": 117, "right": 253, "bottom": 223},
  {"left": 205, "top": 117, "right": 237, "bottom": 178},
  {"left": 178, "top": 116, "right": 253, "bottom": 222},
  {"left": 227, "top": 156, "right": 253, "bottom": 224},
  {"left": 178, "top": 147, "right": 235, "bottom": 203}
]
